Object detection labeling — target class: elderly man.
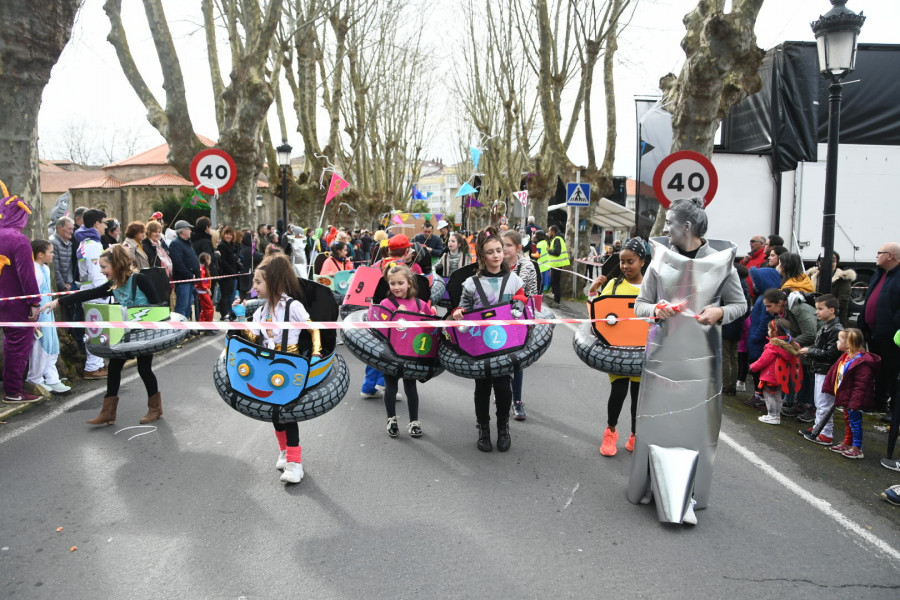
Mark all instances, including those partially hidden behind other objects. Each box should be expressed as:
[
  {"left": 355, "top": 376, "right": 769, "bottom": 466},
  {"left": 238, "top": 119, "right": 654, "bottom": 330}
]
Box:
[
  {"left": 741, "top": 235, "right": 768, "bottom": 297},
  {"left": 858, "top": 242, "right": 900, "bottom": 472},
  {"left": 628, "top": 197, "right": 746, "bottom": 524},
  {"left": 169, "top": 220, "right": 201, "bottom": 319}
]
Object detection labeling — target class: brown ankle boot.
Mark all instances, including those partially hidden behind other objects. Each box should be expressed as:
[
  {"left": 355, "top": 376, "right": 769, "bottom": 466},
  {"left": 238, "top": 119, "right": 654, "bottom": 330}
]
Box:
[
  {"left": 87, "top": 396, "right": 119, "bottom": 426},
  {"left": 140, "top": 393, "right": 163, "bottom": 424}
]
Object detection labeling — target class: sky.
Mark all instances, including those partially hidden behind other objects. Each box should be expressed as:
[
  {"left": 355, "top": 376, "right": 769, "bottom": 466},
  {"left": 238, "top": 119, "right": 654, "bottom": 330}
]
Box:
[{"left": 38, "top": 0, "right": 899, "bottom": 178}]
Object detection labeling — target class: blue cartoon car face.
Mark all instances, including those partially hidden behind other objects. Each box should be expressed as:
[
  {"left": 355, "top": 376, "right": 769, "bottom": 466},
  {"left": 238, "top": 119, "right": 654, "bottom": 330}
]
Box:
[{"left": 225, "top": 336, "right": 334, "bottom": 405}]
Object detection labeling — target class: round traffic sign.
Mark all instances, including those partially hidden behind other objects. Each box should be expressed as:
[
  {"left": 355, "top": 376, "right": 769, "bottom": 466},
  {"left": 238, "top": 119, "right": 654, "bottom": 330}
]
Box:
[
  {"left": 190, "top": 149, "right": 237, "bottom": 195},
  {"left": 652, "top": 150, "right": 718, "bottom": 209}
]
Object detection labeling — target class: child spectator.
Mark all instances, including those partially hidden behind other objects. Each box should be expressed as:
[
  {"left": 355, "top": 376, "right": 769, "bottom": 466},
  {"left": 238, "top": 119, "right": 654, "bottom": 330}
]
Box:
[
  {"left": 797, "top": 294, "right": 843, "bottom": 444},
  {"left": 196, "top": 253, "right": 214, "bottom": 322},
  {"left": 749, "top": 318, "right": 803, "bottom": 425},
  {"left": 823, "top": 328, "right": 881, "bottom": 459},
  {"left": 28, "top": 241, "right": 70, "bottom": 394}
]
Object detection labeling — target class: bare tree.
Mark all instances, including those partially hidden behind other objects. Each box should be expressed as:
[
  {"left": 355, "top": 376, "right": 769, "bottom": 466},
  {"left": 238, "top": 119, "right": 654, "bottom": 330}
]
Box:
[
  {"left": 0, "top": 0, "right": 80, "bottom": 237},
  {"left": 105, "top": 0, "right": 283, "bottom": 226},
  {"left": 650, "top": 0, "right": 765, "bottom": 235}
]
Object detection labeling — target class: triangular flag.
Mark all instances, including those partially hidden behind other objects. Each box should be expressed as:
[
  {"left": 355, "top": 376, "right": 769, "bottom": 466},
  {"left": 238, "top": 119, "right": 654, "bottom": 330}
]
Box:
[
  {"left": 185, "top": 192, "right": 211, "bottom": 211},
  {"left": 455, "top": 182, "right": 477, "bottom": 197},
  {"left": 465, "top": 196, "right": 482, "bottom": 208},
  {"left": 640, "top": 140, "right": 655, "bottom": 157},
  {"left": 470, "top": 146, "right": 482, "bottom": 172},
  {"left": 325, "top": 172, "right": 349, "bottom": 205},
  {"left": 513, "top": 190, "right": 528, "bottom": 207},
  {"left": 392, "top": 215, "right": 403, "bottom": 224}
]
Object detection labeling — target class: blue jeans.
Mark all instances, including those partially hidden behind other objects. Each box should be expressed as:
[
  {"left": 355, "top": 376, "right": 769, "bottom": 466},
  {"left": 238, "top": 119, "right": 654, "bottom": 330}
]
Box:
[
  {"left": 362, "top": 365, "right": 384, "bottom": 394},
  {"left": 541, "top": 271, "right": 550, "bottom": 290},
  {"left": 512, "top": 369, "right": 524, "bottom": 404},
  {"left": 174, "top": 283, "right": 195, "bottom": 319}
]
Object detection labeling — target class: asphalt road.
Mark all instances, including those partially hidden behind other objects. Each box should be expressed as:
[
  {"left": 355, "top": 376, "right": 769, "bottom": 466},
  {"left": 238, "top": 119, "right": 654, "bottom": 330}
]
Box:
[{"left": 1, "top": 321, "right": 899, "bottom": 599}]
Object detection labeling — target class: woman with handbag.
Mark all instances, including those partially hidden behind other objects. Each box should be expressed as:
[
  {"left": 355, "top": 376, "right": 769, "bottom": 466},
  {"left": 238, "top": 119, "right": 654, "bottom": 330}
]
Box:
[
  {"left": 217, "top": 225, "right": 242, "bottom": 319},
  {"left": 142, "top": 220, "right": 173, "bottom": 306},
  {"left": 121, "top": 221, "right": 150, "bottom": 270}
]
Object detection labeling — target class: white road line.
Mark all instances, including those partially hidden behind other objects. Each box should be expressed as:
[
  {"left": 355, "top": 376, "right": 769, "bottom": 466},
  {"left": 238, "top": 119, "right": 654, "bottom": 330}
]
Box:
[
  {"left": 561, "top": 308, "right": 898, "bottom": 558},
  {"left": 720, "top": 432, "right": 900, "bottom": 560},
  {"left": 0, "top": 336, "right": 220, "bottom": 445}
]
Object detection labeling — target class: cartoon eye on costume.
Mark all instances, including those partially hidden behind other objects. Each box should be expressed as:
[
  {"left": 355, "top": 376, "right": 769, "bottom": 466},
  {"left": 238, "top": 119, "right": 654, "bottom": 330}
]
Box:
[
  {"left": 270, "top": 371, "right": 287, "bottom": 388},
  {"left": 237, "top": 361, "right": 253, "bottom": 378}
]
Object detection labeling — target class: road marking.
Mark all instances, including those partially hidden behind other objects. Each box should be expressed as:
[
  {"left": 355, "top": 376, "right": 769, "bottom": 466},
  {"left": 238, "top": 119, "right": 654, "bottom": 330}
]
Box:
[
  {"left": 563, "top": 482, "right": 580, "bottom": 510},
  {"left": 0, "top": 336, "right": 220, "bottom": 445},
  {"left": 720, "top": 432, "right": 900, "bottom": 561}
]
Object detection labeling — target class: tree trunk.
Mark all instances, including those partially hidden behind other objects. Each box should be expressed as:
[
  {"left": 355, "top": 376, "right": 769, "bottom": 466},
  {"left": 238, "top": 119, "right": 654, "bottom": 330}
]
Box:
[
  {"left": 650, "top": 0, "right": 765, "bottom": 235},
  {"left": 0, "top": 0, "right": 79, "bottom": 238}
]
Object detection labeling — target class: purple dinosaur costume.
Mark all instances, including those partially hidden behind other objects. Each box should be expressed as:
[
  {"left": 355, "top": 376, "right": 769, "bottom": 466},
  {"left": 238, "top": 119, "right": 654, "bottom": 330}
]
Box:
[{"left": 0, "top": 184, "right": 40, "bottom": 400}]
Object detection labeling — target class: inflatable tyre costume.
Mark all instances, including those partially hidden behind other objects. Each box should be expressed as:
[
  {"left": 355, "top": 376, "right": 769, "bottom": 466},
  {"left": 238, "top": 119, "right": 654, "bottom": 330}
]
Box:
[
  {"left": 571, "top": 295, "right": 650, "bottom": 377},
  {"left": 214, "top": 278, "right": 349, "bottom": 423},
  {"left": 341, "top": 307, "right": 444, "bottom": 381},
  {"left": 83, "top": 303, "right": 190, "bottom": 359}
]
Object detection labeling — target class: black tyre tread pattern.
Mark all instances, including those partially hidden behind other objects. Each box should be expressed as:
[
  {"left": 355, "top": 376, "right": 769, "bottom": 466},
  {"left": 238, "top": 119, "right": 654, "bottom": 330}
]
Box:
[
  {"left": 430, "top": 278, "right": 447, "bottom": 308},
  {"left": 86, "top": 313, "right": 190, "bottom": 359},
  {"left": 213, "top": 348, "right": 350, "bottom": 423},
  {"left": 340, "top": 309, "right": 444, "bottom": 381},
  {"left": 572, "top": 321, "right": 644, "bottom": 376},
  {"left": 438, "top": 309, "right": 555, "bottom": 379}
]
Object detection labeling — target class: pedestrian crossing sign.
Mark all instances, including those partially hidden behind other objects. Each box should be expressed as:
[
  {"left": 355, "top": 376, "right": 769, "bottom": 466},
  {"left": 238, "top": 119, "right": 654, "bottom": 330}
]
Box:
[{"left": 566, "top": 182, "right": 590, "bottom": 207}]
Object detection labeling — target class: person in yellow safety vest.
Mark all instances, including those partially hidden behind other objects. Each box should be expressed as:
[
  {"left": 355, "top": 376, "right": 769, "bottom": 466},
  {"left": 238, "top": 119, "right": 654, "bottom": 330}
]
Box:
[
  {"left": 531, "top": 230, "right": 551, "bottom": 293},
  {"left": 546, "top": 224, "right": 570, "bottom": 307}
]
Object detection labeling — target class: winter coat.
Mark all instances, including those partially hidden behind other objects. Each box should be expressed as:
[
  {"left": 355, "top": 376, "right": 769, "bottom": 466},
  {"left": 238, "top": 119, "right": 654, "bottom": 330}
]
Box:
[
  {"left": 806, "top": 266, "right": 856, "bottom": 327},
  {"left": 858, "top": 265, "right": 900, "bottom": 342},
  {"left": 805, "top": 317, "right": 843, "bottom": 375},
  {"left": 750, "top": 336, "right": 803, "bottom": 394},
  {"left": 239, "top": 236, "right": 264, "bottom": 293},
  {"left": 722, "top": 277, "right": 751, "bottom": 341},
  {"left": 121, "top": 237, "right": 150, "bottom": 270},
  {"left": 217, "top": 240, "right": 242, "bottom": 276},
  {"left": 190, "top": 229, "right": 218, "bottom": 276},
  {"left": 822, "top": 351, "right": 881, "bottom": 410},
  {"left": 740, "top": 247, "right": 768, "bottom": 296},
  {"left": 785, "top": 291, "right": 818, "bottom": 347},
  {"left": 781, "top": 274, "right": 814, "bottom": 293},
  {"left": 747, "top": 267, "right": 782, "bottom": 360},
  {"left": 168, "top": 235, "right": 201, "bottom": 281}
]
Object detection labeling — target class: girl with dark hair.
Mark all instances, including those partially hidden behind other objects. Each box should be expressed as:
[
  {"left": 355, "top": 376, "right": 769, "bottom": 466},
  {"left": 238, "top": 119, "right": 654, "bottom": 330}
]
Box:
[
  {"left": 320, "top": 241, "right": 352, "bottom": 277},
  {"left": 46, "top": 245, "right": 164, "bottom": 426},
  {"left": 435, "top": 232, "right": 471, "bottom": 276},
  {"left": 450, "top": 227, "right": 528, "bottom": 452}
]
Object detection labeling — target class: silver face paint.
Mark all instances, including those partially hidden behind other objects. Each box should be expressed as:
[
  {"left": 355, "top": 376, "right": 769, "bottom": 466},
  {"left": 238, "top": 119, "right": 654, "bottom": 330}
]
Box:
[
  {"left": 663, "top": 210, "right": 687, "bottom": 248},
  {"left": 627, "top": 237, "right": 737, "bottom": 522}
]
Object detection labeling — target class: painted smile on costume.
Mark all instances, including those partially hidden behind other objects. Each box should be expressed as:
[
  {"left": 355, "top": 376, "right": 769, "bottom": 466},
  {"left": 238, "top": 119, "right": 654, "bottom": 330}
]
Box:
[{"left": 231, "top": 347, "right": 303, "bottom": 404}]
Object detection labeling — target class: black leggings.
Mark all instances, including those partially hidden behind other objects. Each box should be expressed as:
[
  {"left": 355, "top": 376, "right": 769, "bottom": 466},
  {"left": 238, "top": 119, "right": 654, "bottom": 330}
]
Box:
[
  {"left": 608, "top": 378, "right": 639, "bottom": 433},
  {"left": 106, "top": 356, "right": 158, "bottom": 398},
  {"left": 474, "top": 376, "right": 512, "bottom": 425},
  {"left": 737, "top": 352, "right": 749, "bottom": 382},
  {"left": 383, "top": 374, "right": 419, "bottom": 421},
  {"left": 273, "top": 421, "right": 299, "bottom": 445}
]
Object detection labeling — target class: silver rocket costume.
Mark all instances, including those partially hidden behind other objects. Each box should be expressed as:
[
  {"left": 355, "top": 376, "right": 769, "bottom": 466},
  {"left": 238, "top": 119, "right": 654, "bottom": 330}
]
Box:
[{"left": 626, "top": 237, "right": 746, "bottom": 524}]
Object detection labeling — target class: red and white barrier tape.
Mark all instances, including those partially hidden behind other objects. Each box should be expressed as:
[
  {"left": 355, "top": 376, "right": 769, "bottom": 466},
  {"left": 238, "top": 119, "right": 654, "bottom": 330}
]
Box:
[{"left": 0, "top": 314, "right": 659, "bottom": 331}]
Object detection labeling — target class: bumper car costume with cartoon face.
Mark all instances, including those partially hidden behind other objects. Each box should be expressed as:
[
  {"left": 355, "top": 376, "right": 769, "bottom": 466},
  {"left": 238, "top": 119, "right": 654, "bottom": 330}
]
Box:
[
  {"left": 572, "top": 289, "right": 650, "bottom": 376},
  {"left": 214, "top": 278, "right": 349, "bottom": 423}
]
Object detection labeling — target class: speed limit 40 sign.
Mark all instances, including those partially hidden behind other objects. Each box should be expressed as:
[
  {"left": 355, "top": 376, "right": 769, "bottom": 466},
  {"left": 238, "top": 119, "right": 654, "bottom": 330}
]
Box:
[
  {"left": 652, "top": 150, "right": 718, "bottom": 208},
  {"left": 190, "top": 149, "right": 237, "bottom": 195}
]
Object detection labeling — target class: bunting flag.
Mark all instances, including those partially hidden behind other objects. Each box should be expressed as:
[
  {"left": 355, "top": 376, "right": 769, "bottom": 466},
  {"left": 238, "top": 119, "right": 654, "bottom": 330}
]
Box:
[
  {"left": 455, "top": 181, "right": 477, "bottom": 197},
  {"left": 470, "top": 146, "right": 482, "bottom": 172},
  {"left": 392, "top": 215, "right": 403, "bottom": 224},
  {"left": 465, "top": 196, "right": 482, "bottom": 208},
  {"left": 185, "top": 192, "right": 211, "bottom": 211},
  {"left": 411, "top": 186, "right": 427, "bottom": 200},
  {"left": 325, "top": 172, "right": 349, "bottom": 205},
  {"left": 513, "top": 190, "right": 528, "bottom": 207}
]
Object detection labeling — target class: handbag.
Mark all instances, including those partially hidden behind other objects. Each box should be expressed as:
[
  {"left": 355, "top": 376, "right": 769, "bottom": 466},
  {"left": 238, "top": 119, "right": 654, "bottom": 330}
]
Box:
[{"left": 140, "top": 266, "right": 171, "bottom": 303}]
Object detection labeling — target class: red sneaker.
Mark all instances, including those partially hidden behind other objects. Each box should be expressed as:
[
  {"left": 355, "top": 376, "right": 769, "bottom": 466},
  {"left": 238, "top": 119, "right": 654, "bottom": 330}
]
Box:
[
  {"left": 599, "top": 428, "right": 618, "bottom": 457},
  {"left": 829, "top": 443, "right": 850, "bottom": 453},
  {"left": 625, "top": 433, "right": 635, "bottom": 452},
  {"left": 842, "top": 447, "right": 864, "bottom": 459},
  {"left": 3, "top": 392, "right": 41, "bottom": 404}
]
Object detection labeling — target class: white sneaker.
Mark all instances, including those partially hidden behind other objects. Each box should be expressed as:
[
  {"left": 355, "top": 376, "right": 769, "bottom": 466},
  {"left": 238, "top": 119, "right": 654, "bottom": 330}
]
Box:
[
  {"left": 758, "top": 414, "right": 781, "bottom": 425},
  {"left": 360, "top": 390, "right": 383, "bottom": 399},
  {"left": 280, "top": 462, "right": 304, "bottom": 483},
  {"left": 736, "top": 381, "right": 746, "bottom": 392},
  {"left": 275, "top": 450, "right": 287, "bottom": 471},
  {"left": 46, "top": 381, "right": 71, "bottom": 394}
]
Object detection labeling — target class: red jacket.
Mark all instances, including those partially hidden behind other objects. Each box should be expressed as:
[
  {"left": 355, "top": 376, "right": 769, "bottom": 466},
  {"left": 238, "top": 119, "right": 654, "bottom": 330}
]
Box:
[
  {"left": 749, "top": 336, "right": 802, "bottom": 394},
  {"left": 741, "top": 247, "right": 768, "bottom": 296},
  {"left": 822, "top": 352, "right": 881, "bottom": 410},
  {"left": 195, "top": 265, "right": 211, "bottom": 292}
]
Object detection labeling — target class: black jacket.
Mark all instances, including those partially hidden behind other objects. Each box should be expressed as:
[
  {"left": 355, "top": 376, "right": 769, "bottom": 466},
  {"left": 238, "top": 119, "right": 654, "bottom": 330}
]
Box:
[
  {"left": 169, "top": 235, "right": 201, "bottom": 280},
  {"left": 190, "top": 229, "right": 218, "bottom": 276},
  {"left": 217, "top": 240, "right": 242, "bottom": 275},
  {"left": 805, "top": 318, "right": 844, "bottom": 375},
  {"left": 858, "top": 266, "right": 900, "bottom": 342}
]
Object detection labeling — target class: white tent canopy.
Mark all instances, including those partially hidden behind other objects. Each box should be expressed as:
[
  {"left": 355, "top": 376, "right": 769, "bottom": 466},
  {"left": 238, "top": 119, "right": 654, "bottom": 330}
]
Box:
[{"left": 548, "top": 196, "right": 635, "bottom": 230}]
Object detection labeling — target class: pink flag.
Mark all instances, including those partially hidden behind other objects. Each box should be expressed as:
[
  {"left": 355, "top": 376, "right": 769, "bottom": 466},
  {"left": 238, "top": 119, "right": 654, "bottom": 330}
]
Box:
[{"left": 325, "top": 172, "right": 349, "bottom": 205}]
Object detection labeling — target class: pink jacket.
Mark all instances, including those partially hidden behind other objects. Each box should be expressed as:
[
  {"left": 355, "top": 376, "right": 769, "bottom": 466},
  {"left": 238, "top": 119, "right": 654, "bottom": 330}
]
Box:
[{"left": 749, "top": 336, "right": 802, "bottom": 394}]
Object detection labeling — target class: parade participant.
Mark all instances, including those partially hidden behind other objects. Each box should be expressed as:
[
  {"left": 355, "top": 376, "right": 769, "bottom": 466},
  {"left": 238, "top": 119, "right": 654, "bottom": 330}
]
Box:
[
  {"left": 75, "top": 209, "right": 109, "bottom": 380},
  {"left": 435, "top": 232, "right": 471, "bottom": 277},
  {"left": 196, "top": 253, "right": 214, "bottom": 323},
  {"left": 450, "top": 227, "right": 527, "bottom": 452},
  {"left": 502, "top": 230, "right": 539, "bottom": 421},
  {"left": 47, "top": 245, "right": 165, "bottom": 424},
  {"left": 319, "top": 241, "right": 352, "bottom": 277},
  {"left": 235, "top": 254, "right": 322, "bottom": 484},
  {"left": 749, "top": 318, "right": 802, "bottom": 425},
  {"left": 380, "top": 264, "right": 435, "bottom": 438},
  {"left": 27, "top": 241, "right": 69, "bottom": 394},
  {"left": 588, "top": 238, "right": 646, "bottom": 456},
  {"left": 545, "top": 225, "right": 570, "bottom": 308},
  {"left": 627, "top": 197, "right": 746, "bottom": 524},
  {"left": 0, "top": 187, "right": 42, "bottom": 403},
  {"left": 823, "top": 328, "right": 881, "bottom": 459}
]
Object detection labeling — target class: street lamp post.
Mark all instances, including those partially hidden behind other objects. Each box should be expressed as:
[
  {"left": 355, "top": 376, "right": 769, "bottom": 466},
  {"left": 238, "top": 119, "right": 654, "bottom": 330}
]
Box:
[
  {"left": 276, "top": 140, "right": 292, "bottom": 234},
  {"left": 810, "top": 0, "right": 865, "bottom": 294}
]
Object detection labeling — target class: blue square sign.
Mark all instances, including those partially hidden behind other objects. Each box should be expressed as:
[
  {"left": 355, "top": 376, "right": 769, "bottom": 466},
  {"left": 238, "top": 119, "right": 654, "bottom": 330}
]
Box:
[{"left": 566, "top": 182, "right": 590, "bottom": 207}]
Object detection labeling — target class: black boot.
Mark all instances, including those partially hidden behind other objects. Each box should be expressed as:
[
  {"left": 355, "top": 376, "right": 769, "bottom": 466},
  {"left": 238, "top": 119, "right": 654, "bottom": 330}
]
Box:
[
  {"left": 497, "top": 420, "right": 511, "bottom": 452},
  {"left": 477, "top": 423, "right": 492, "bottom": 452}
]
